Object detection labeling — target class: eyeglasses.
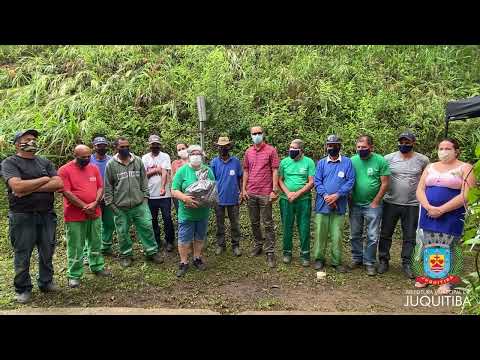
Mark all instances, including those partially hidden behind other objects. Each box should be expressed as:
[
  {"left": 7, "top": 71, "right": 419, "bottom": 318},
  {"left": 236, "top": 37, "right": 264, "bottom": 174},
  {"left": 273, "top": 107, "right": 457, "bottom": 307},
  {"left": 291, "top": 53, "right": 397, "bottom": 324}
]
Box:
[{"left": 251, "top": 132, "right": 263, "bottom": 135}]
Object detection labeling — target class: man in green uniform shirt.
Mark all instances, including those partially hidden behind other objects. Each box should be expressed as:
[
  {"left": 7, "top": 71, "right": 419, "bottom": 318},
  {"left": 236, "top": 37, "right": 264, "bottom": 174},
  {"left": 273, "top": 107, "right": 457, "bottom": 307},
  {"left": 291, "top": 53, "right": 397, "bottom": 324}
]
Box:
[
  {"left": 278, "top": 139, "right": 315, "bottom": 267},
  {"left": 350, "top": 135, "right": 390, "bottom": 276}
]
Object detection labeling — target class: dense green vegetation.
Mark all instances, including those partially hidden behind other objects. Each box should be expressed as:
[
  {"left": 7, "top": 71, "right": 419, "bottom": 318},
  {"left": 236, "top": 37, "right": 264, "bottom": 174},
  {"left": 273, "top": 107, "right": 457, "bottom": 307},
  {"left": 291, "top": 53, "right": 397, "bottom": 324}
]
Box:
[{"left": 1, "top": 45, "right": 480, "bottom": 164}]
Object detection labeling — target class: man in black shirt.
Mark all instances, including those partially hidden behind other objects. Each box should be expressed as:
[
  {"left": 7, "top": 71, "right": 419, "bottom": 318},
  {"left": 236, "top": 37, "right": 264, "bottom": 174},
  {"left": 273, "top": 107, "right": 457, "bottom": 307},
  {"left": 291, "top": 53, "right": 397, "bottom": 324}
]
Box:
[{"left": 1, "top": 130, "right": 63, "bottom": 303}]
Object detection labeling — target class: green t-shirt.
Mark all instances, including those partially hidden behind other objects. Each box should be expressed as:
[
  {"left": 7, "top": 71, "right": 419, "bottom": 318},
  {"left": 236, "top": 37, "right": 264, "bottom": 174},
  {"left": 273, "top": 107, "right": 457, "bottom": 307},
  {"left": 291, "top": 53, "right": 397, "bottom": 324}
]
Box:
[
  {"left": 172, "top": 164, "right": 215, "bottom": 221},
  {"left": 351, "top": 153, "right": 391, "bottom": 206},
  {"left": 278, "top": 155, "right": 316, "bottom": 200}
]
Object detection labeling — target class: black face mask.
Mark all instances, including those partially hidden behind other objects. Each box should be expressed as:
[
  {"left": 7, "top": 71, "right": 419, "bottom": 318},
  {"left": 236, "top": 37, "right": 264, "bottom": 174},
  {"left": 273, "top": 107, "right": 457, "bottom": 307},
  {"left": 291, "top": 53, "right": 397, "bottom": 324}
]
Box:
[
  {"left": 118, "top": 148, "right": 130, "bottom": 158},
  {"left": 151, "top": 147, "right": 161, "bottom": 155},
  {"left": 398, "top": 144, "right": 413, "bottom": 154},
  {"left": 358, "top": 149, "right": 371, "bottom": 159},
  {"left": 289, "top": 149, "right": 301, "bottom": 159},
  {"left": 96, "top": 148, "right": 107, "bottom": 156},
  {"left": 327, "top": 147, "right": 340, "bottom": 157},
  {"left": 76, "top": 158, "right": 90, "bottom": 168},
  {"left": 219, "top": 147, "right": 231, "bottom": 156}
]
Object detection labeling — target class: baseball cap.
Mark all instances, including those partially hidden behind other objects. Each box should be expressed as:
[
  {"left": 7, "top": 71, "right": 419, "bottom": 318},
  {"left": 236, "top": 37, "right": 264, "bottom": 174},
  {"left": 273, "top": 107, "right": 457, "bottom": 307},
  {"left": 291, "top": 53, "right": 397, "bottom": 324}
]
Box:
[
  {"left": 148, "top": 135, "right": 161, "bottom": 144},
  {"left": 398, "top": 131, "right": 416, "bottom": 142},
  {"left": 326, "top": 134, "right": 342, "bottom": 144},
  {"left": 13, "top": 129, "right": 39, "bottom": 144},
  {"left": 92, "top": 136, "right": 108, "bottom": 145},
  {"left": 216, "top": 136, "right": 232, "bottom": 146}
]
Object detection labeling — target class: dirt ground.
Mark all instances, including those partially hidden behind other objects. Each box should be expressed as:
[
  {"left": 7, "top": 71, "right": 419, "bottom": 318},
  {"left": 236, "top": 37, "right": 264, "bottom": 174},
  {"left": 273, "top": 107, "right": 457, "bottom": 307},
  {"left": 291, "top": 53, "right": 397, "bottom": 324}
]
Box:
[{"left": 0, "top": 189, "right": 475, "bottom": 314}]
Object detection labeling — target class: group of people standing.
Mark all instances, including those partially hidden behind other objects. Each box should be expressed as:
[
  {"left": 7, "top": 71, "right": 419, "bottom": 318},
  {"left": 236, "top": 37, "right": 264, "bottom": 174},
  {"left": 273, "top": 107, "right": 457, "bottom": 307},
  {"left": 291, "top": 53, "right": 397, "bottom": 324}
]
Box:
[{"left": 1, "top": 126, "right": 476, "bottom": 304}]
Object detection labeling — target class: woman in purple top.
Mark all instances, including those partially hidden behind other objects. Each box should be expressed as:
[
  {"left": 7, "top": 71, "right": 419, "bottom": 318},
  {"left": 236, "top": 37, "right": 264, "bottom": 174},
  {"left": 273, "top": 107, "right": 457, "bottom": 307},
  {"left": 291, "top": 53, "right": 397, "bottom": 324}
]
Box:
[{"left": 414, "top": 138, "right": 475, "bottom": 294}]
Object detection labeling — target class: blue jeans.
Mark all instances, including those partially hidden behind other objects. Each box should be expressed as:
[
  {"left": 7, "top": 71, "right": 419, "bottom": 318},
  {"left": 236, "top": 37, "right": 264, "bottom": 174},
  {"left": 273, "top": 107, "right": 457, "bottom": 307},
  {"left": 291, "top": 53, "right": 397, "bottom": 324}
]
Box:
[
  {"left": 349, "top": 204, "right": 383, "bottom": 266},
  {"left": 178, "top": 218, "right": 209, "bottom": 245}
]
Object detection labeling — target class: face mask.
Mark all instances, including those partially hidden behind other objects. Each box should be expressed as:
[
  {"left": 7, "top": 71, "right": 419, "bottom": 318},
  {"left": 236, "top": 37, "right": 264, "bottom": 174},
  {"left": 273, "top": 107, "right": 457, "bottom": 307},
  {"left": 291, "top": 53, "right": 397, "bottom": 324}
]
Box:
[
  {"left": 189, "top": 154, "right": 202, "bottom": 166},
  {"left": 76, "top": 158, "right": 90, "bottom": 168},
  {"left": 178, "top": 149, "right": 188, "bottom": 159},
  {"left": 438, "top": 149, "right": 455, "bottom": 162},
  {"left": 96, "top": 148, "right": 107, "bottom": 156},
  {"left": 19, "top": 140, "right": 38, "bottom": 153},
  {"left": 358, "top": 149, "right": 371, "bottom": 159},
  {"left": 251, "top": 134, "right": 263, "bottom": 145},
  {"left": 151, "top": 147, "right": 161, "bottom": 155},
  {"left": 220, "top": 147, "right": 230, "bottom": 156},
  {"left": 289, "top": 149, "right": 301, "bottom": 159},
  {"left": 398, "top": 144, "right": 413, "bottom": 154},
  {"left": 327, "top": 147, "right": 340, "bottom": 157},
  {"left": 118, "top": 148, "right": 130, "bottom": 158}
]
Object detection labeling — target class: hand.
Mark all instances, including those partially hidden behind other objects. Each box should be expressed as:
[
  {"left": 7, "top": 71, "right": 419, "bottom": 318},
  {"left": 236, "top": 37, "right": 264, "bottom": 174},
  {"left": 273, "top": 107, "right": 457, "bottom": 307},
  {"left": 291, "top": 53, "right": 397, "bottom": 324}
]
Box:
[
  {"left": 287, "top": 191, "right": 297, "bottom": 203},
  {"left": 239, "top": 192, "right": 244, "bottom": 205},
  {"left": 427, "top": 206, "right": 444, "bottom": 218},
  {"left": 324, "top": 193, "right": 339, "bottom": 205},
  {"left": 184, "top": 195, "right": 199, "bottom": 208},
  {"left": 370, "top": 200, "right": 380, "bottom": 209},
  {"left": 269, "top": 191, "right": 279, "bottom": 202},
  {"left": 159, "top": 188, "right": 166, "bottom": 196},
  {"left": 242, "top": 191, "right": 250, "bottom": 202}
]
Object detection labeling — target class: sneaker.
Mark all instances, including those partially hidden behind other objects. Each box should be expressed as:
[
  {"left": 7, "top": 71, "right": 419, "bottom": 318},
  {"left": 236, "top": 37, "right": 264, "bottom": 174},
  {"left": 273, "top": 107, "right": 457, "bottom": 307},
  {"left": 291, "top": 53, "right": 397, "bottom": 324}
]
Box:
[
  {"left": 301, "top": 259, "right": 310, "bottom": 267},
  {"left": 349, "top": 261, "right": 363, "bottom": 270},
  {"left": 193, "top": 257, "right": 207, "bottom": 271},
  {"left": 332, "top": 264, "right": 348, "bottom": 273},
  {"left": 147, "top": 252, "right": 164, "bottom": 264},
  {"left": 120, "top": 257, "right": 133, "bottom": 268},
  {"left": 366, "top": 265, "right": 377, "bottom": 276},
  {"left": 402, "top": 264, "right": 415, "bottom": 279},
  {"left": 314, "top": 260, "right": 325, "bottom": 270},
  {"left": 215, "top": 246, "right": 226, "bottom": 255},
  {"left": 232, "top": 246, "right": 242, "bottom": 257},
  {"left": 176, "top": 262, "right": 189, "bottom": 277},
  {"left": 283, "top": 255, "right": 292, "bottom": 264},
  {"left": 267, "top": 253, "right": 276, "bottom": 268},
  {"left": 377, "top": 261, "right": 389, "bottom": 274},
  {"left": 250, "top": 247, "right": 263, "bottom": 257},
  {"left": 94, "top": 269, "right": 112, "bottom": 277},
  {"left": 15, "top": 291, "right": 32, "bottom": 304},
  {"left": 166, "top": 243, "right": 174, "bottom": 252},
  {"left": 39, "top": 282, "right": 60, "bottom": 293},
  {"left": 68, "top": 279, "right": 80, "bottom": 288}
]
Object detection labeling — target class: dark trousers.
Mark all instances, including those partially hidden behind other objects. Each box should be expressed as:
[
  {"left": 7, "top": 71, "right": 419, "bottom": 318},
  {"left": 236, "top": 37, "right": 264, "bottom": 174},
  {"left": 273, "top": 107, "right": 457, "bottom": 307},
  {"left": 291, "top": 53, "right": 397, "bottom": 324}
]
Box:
[
  {"left": 8, "top": 211, "right": 57, "bottom": 294},
  {"left": 215, "top": 204, "right": 241, "bottom": 248},
  {"left": 148, "top": 198, "right": 175, "bottom": 247},
  {"left": 378, "top": 202, "right": 418, "bottom": 266},
  {"left": 247, "top": 194, "right": 276, "bottom": 254}
]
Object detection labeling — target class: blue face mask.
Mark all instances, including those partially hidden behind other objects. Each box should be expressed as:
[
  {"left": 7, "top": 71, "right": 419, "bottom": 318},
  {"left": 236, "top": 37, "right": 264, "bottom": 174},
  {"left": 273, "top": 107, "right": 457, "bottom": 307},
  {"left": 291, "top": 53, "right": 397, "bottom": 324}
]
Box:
[
  {"left": 398, "top": 144, "right": 413, "bottom": 154},
  {"left": 118, "top": 148, "right": 130, "bottom": 158},
  {"left": 251, "top": 134, "right": 263, "bottom": 145},
  {"left": 358, "top": 149, "right": 371, "bottom": 159}
]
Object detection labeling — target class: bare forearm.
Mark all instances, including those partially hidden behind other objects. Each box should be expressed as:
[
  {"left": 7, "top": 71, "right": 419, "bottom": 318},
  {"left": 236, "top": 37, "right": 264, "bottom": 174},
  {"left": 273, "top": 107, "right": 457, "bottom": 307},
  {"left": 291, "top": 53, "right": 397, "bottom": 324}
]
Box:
[
  {"left": 33, "top": 178, "right": 63, "bottom": 193},
  {"left": 171, "top": 190, "right": 188, "bottom": 202},
  {"left": 278, "top": 177, "right": 289, "bottom": 194},
  {"left": 373, "top": 183, "right": 388, "bottom": 204},
  {"left": 242, "top": 171, "right": 249, "bottom": 192},
  {"left": 95, "top": 188, "right": 104, "bottom": 203},
  {"left": 297, "top": 180, "right": 314, "bottom": 197},
  {"left": 63, "top": 191, "right": 87, "bottom": 209},
  {"left": 272, "top": 169, "right": 279, "bottom": 191},
  {"left": 161, "top": 169, "right": 167, "bottom": 189},
  {"left": 11, "top": 177, "right": 49, "bottom": 193},
  {"left": 440, "top": 194, "right": 466, "bottom": 213}
]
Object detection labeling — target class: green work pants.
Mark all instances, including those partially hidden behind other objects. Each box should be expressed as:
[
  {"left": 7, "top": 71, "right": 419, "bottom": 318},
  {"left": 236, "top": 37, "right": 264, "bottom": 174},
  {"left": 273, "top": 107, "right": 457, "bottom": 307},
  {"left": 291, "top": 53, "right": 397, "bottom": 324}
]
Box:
[
  {"left": 279, "top": 197, "right": 311, "bottom": 260},
  {"left": 113, "top": 202, "right": 158, "bottom": 257},
  {"left": 313, "top": 213, "right": 345, "bottom": 266},
  {"left": 84, "top": 201, "right": 116, "bottom": 257},
  {"left": 65, "top": 218, "right": 105, "bottom": 280}
]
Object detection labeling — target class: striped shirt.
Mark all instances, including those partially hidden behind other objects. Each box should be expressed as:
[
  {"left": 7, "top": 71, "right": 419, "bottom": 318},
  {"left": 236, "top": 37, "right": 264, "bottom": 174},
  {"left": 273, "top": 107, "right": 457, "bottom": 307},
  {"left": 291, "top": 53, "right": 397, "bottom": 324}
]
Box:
[{"left": 243, "top": 143, "right": 280, "bottom": 196}]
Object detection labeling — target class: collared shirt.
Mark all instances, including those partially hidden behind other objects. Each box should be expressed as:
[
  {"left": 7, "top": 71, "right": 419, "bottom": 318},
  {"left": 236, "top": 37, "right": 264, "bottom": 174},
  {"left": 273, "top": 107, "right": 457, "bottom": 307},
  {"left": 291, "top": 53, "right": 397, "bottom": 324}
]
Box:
[
  {"left": 314, "top": 155, "right": 355, "bottom": 214},
  {"left": 278, "top": 155, "right": 316, "bottom": 201},
  {"left": 142, "top": 151, "right": 172, "bottom": 199},
  {"left": 58, "top": 160, "right": 102, "bottom": 222},
  {"left": 210, "top": 156, "right": 243, "bottom": 206},
  {"left": 90, "top": 154, "right": 111, "bottom": 180},
  {"left": 243, "top": 143, "right": 280, "bottom": 196},
  {"left": 326, "top": 155, "right": 342, "bottom": 163}
]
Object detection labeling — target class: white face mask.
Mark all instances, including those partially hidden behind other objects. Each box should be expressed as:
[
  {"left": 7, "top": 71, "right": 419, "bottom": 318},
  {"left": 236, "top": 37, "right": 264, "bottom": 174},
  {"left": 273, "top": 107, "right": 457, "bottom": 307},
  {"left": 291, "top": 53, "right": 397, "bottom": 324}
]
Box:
[
  {"left": 178, "top": 149, "right": 188, "bottom": 159},
  {"left": 438, "top": 149, "right": 455, "bottom": 162},
  {"left": 189, "top": 154, "right": 202, "bottom": 166},
  {"left": 251, "top": 134, "right": 263, "bottom": 145}
]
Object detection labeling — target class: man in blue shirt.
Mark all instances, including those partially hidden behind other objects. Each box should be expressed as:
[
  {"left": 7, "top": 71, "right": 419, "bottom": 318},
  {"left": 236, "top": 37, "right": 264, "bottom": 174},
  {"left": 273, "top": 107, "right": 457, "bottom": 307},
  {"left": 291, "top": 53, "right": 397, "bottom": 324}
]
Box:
[
  {"left": 313, "top": 135, "right": 355, "bottom": 273},
  {"left": 210, "top": 136, "right": 243, "bottom": 257},
  {"left": 87, "top": 135, "right": 115, "bottom": 257}
]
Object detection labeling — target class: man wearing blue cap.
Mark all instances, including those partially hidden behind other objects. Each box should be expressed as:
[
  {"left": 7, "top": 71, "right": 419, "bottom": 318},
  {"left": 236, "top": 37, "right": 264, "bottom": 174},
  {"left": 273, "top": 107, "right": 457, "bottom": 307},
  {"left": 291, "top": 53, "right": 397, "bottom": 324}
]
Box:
[
  {"left": 88, "top": 135, "right": 115, "bottom": 257},
  {"left": 1, "top": 130, "right": 64, "bottom": 303}
]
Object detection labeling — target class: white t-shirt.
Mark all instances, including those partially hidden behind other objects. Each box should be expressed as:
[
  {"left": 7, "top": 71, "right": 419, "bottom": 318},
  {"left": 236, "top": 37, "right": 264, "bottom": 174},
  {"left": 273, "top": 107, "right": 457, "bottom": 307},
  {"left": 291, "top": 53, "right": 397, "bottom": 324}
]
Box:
[{"left": 142, "top": 152, "right": 172, "bottom": 199}]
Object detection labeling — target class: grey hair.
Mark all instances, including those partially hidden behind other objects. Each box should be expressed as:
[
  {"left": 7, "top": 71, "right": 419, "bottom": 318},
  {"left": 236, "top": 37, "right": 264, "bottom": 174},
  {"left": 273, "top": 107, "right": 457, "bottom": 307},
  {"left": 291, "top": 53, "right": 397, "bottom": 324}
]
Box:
[
  {"left": 291, "top": 139, "right": 304, "bottom": 149},
  {"left": 187, "top": 144, "right": 205, "bottom": 156}
]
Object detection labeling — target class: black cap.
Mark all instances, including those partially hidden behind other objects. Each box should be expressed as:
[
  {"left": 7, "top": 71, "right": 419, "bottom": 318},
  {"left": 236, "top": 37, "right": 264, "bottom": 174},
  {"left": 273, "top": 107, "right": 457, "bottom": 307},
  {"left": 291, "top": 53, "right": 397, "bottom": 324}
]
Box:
[
  {"left": 398, "top": 131, "right": 416, "bottom": 142},
  {"left": 326, "top": 134, "right": 342, "bottom": 144},
  {"left": 92, "top": 136, "right": 108, "bottom": 145},
  {"left": 13, "top": 129, "right": 39, "bottom": 144}
]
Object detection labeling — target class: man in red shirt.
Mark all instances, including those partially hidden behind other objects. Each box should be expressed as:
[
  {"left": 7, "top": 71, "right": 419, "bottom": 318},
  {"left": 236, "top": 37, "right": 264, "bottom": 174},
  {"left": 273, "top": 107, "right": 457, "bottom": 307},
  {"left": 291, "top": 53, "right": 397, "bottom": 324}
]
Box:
[
  {"left": 242, "top": 126, "right": 280, "bottom": 268},
  {"left": 58, "top": 145, "right": 111, "bottom": 288}
]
